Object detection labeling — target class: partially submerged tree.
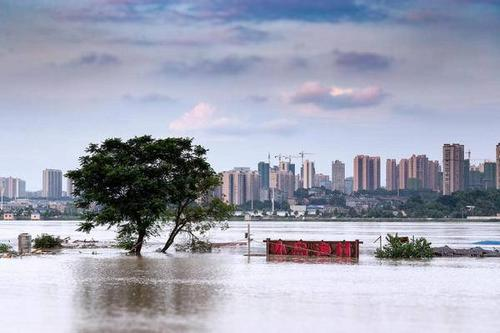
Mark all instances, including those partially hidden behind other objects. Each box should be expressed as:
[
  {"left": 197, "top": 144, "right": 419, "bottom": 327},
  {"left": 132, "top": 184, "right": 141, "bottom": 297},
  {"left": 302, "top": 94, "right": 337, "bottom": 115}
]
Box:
[
  {"left": 375, "top": 233, "right": 433, "bottom": 259},
  {"left": 66, "top": 136, "right": 233, "bottom": 256}
]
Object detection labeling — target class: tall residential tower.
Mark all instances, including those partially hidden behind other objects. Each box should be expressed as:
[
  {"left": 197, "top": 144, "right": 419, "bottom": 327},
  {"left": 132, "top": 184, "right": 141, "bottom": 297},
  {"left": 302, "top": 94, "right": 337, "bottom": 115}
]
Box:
[
  {"left": 442, "top": 144, "right": 465, "bottom": 195},
  {"left": 42, "top": 169, "right": 63, "bottom": 199},
  {"left": 331, "top": 160, "right": 345, "bottom": 193},
  {"left": 353, "top": 155, "right": 380, "bottom": 192}
]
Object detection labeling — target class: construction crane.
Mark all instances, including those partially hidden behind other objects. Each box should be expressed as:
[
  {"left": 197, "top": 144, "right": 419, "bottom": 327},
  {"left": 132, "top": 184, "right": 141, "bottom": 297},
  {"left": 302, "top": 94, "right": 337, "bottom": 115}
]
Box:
[
  {"left": 274, "top": 154, "right": 296, "bottom": 164},
  {"left": 466, "top": 150, "right": 492, "bottom": 163},
  {"left": 297, "top": 151, "right": 314, "bottom": 165}
]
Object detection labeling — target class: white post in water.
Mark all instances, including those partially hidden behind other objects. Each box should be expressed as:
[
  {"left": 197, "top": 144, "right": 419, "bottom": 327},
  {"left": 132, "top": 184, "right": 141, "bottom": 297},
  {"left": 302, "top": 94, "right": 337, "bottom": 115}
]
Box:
[{"left": 247, "top": 223, "right": 251, "bottom": 262}]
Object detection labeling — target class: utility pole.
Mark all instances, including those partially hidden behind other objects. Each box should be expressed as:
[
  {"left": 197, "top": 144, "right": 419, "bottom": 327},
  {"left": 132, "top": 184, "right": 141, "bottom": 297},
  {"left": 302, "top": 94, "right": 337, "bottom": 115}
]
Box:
[{"left": 247, "top": 223, "right": 251, "bottom": 262}]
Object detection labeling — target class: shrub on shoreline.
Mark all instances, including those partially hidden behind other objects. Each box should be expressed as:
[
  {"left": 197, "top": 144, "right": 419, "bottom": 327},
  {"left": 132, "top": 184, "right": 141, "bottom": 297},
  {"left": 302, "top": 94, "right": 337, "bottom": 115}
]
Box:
[
  {"left": 375, "top": 233, "right": 433, "bottom": 259},
  {"left": 33, "top": 234, "right": 63, "bottom": 249}
]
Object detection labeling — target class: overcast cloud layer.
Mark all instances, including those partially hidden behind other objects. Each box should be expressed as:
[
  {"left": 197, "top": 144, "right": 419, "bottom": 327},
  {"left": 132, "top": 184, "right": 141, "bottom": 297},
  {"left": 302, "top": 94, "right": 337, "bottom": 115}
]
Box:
[{"left": 1, "top": 0, "right": 499, "bottom": 189}]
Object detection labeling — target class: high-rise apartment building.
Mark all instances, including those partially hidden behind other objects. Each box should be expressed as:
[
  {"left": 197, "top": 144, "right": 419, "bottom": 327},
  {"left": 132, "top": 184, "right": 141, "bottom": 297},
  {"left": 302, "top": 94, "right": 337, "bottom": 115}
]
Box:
[
  {"left": 42, "top": 169, "right": 63, "bottom": 199},
  {"left": 0, "top": 177, "right": 26, "bottom": 199},
  {"left": 270, "top": 168, "right": 295, "bottom": 199},
  {"left": 482, "top": 162, "right": 496, "bottom": 190},
  {"left": 331, "top": 160, "right": 345, "bottom": 193},
  {"left": 314, "top": 173, "right": 330, "bottom": 189},
  {"left": 386, "top": 159, "right": 398, "bottom": 191},
  {"left": 221, "top": 168, "right": 260, "bottom": 206},
  {"left": 409, "top": 155, "right": 429, "bottom": 190},
  {"left": 393, "top": 156, "right": 440, "bottom": 192},
  {"left": 257, "top": 162, "right": 270, "bottom": 189},
  {"left": 443, "top": 144, "right": 464, "bottom": 195},
  {"left": 302, "top": 160, "right": 315, "bottom": 189},
  {"left": 427, "top": 160, "right": 441, "bottom": 192},
  {"left": 67, "top": 178, "right": 75, "bottom": 198},
  {"left": 279, "top": 161, "right": 295, "bottom": 175},
  {"left": 344, "top": 177, "right": 354, "bottom": 195},
  {"left": 463, "top": 159, "right": 470, "bottom": 190},
  {"left": 497, "top": 143, "right": 500, "bottom": 189},
  {"left": 398, "top": 159, "right": 409, "bottom": 190},
  {"left": 353, "top": 155, "right": 380, "bottom": 192}
]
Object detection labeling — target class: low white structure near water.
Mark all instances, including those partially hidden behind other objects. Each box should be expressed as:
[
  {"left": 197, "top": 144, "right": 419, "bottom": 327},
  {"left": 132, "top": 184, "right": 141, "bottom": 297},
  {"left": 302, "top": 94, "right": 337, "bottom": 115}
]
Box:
[
  {"left": 31, "top": 213, "right": 41, "bottom": 220},
  {"left": 3, "top": 213, "right": 14, "bottom": 220}
]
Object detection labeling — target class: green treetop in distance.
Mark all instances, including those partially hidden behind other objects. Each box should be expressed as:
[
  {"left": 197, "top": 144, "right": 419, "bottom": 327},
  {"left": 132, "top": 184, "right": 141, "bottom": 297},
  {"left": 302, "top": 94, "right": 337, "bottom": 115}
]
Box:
[{"left": 66, "top": 135, "right": 234, "bottom": 256}]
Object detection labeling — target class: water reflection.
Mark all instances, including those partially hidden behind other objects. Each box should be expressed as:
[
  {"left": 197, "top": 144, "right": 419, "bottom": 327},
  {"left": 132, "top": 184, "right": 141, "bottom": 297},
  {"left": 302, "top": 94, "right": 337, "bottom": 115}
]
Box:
[{"left": 72, "top": 256, "right": 224, "bottom": 333}]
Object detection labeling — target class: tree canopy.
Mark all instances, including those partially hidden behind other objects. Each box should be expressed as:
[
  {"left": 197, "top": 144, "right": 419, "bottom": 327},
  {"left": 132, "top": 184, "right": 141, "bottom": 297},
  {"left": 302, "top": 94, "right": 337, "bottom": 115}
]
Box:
[{"left": 66, "top": 135, "right": 233, "bottom": 255}]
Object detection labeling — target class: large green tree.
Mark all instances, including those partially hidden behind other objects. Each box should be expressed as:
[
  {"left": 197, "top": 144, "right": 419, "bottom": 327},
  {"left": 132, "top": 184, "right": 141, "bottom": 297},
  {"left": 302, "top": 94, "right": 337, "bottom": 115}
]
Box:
[{"left": 66, "top": 135, "right": 233, "bottom": 255}]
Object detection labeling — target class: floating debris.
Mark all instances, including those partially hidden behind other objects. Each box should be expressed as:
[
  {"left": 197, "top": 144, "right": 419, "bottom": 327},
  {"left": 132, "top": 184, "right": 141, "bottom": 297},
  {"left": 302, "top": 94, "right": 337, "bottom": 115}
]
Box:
[{"left": 432, "top": 246, "right": 500, "bottom": 257}]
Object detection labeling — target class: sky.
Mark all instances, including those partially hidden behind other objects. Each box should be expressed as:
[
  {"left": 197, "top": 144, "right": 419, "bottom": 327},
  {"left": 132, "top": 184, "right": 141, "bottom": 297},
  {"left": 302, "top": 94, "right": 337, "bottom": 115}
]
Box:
[{"left": 1, "top": 0, "right": 500, "bottom": 190}]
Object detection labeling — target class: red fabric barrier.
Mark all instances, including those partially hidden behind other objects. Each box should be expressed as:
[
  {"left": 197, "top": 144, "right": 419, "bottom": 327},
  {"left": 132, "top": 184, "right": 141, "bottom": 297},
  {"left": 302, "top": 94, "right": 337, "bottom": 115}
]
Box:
[
  {"left": 267, "top": 239, "right": 358, "bottom": 258},
  {"left": 270, "top": 240, "right": 287, "bottom": 255},
  {"left": 291, "top": 241, "right": 308, "bottom": 256},
  {"left": 343, "top": 241, "right": 351, "bottom": 257},
  {"left": 318, "top": 242, "right": 331, "bottom": 256}
]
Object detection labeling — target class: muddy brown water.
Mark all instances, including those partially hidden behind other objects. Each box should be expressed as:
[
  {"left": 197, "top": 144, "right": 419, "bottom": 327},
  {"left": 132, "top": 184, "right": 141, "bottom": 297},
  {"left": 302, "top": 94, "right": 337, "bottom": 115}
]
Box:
[{"left": 1, "top": 220, "right": 500, "bottom": 332}]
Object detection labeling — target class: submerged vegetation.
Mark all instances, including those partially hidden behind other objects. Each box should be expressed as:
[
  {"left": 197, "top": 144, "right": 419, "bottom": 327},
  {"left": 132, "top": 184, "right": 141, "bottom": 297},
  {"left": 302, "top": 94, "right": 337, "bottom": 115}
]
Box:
[
  {"left": 0, "top": 243, "right": 12, "bottom": 253},
  {"left": 375, "top": 234, "right": 433, "bottom": 259},
  {"left": 33, "top": 234, "right": 63, "bottom": 249},
  {"left": 115, "top": 233, "right": 136, "bottom": 251}
]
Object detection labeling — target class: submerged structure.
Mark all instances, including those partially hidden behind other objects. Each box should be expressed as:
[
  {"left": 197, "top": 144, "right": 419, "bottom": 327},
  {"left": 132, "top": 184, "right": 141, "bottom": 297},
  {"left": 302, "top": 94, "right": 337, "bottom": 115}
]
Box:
[{"left": 264, "top": 239, "right": 362, "bottom": 260}]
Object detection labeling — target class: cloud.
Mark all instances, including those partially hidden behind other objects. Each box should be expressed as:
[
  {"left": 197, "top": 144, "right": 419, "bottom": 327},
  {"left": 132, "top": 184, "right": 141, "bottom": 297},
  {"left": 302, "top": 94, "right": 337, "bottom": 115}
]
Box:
[
  {"left": 230, "top": 26, "right": 272, "bottom": 43},
  {"left": 162, "top": 55, "right": 263, "bottom": 76},
  {"left": 169, "top": 103, "right": 229, "bottom": 131},
  {"left": 288, "top": 81, "right": 387, "bottom": 110},
  {"left": 245, "top": 95, "right": 269, "bottom": 103},
  {"left": 71, "top": 52, "right": 121, "bottom": 67},
  {"left": 188, "top": 0, "right": 386, "bottom": 23},
  {"left": 55, "top": 0, "right": 386, "bottom": 24},
  {"left": 123, "top": 93, "right": 175, "bottom": 104},
  {"left": 334, "top": 50, "right": 393, "bottom": 71},
  {"left": 169, "top": 102, "right": 297, "bottom": 135}
]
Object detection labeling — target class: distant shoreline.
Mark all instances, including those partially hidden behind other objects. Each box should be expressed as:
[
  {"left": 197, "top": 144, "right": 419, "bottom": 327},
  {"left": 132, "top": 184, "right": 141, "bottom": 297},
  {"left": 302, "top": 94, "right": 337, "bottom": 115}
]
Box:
[{"left": 2, "top": 217, "right": 499, "bottom": 223}]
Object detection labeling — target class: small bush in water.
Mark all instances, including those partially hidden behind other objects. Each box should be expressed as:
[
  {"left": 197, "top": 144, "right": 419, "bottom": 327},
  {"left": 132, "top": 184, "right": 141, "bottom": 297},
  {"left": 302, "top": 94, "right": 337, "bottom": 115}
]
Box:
[
  {"left": 375, "top": 233, "right": 433, "bottom": 259},
  {"left": 115, "top": 233, "right": 136, "bottom": 251},
  {"left": 0, "top": 243, "right": 12, "bottom": 253},
  {"left": 33, "top": 234, "right": 63, "bottom": 249}
]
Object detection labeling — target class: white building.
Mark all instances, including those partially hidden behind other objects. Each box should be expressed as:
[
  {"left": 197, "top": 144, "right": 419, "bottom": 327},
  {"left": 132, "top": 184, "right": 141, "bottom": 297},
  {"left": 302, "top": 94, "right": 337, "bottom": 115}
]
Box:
[{"left": 302, "top": 160, "right": 315, "bottom": 189}]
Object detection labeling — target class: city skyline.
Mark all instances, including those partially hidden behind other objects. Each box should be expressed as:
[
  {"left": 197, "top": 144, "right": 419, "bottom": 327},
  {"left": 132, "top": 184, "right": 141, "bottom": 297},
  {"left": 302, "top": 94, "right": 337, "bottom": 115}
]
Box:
[
  {"left": 1, "top": 1, "right": 500, "bottom": 189},
  {"left": 1, "top": 142, "right": 499, "bottom": 193}
]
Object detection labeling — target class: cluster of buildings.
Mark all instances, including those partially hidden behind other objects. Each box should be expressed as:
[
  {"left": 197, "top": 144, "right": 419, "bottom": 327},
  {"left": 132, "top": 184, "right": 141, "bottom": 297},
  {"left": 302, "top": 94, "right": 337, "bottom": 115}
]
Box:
[
  {"left": 0, "top": 169, "right": 73, "bottom": 201},
  {"left": 218, "top": 143, "right": 500, "bottom": 206},
  {"left": 1, "top": 143, "right": 499, "bottom": 211}
]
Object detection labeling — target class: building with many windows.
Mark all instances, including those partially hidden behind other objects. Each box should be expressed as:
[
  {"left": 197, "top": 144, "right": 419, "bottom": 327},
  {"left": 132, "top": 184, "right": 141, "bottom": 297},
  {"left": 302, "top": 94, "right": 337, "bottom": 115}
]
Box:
[
  {"left": 302, "top": 160, "right": 315, "bottom": 189},
  {"left": 443, "top": 144, "right": 464, "bottom": 195},
  {"left": 353, "top": 155, "right": 380, "bottom": 192},
  {"left": 331, "top": 160, "right": 345, "bottom": 193},
  {"left": 42, "top": 169, "right": 63, "bottom": 199},
  {"left": 386, "top": 159, "right": 398, "bottom": 191},
  {"left": 257, "top": 161, "right": 270, "bottom": 190},
  {"left": 221, "top": 168, "right": 260, "bottom": 206}
]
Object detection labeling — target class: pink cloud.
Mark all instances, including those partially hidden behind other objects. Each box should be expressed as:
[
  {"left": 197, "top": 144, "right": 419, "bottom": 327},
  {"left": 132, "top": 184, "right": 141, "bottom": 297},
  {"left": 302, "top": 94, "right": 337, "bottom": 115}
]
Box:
[{"left": 288, "top": 81, "right": 387, "bottom": 110}]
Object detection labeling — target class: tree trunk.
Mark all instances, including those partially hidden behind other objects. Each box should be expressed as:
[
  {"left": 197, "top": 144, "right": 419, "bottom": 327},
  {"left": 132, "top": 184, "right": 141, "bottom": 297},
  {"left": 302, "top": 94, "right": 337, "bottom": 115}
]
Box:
[
  {"left": 131, "top": 230, "right": 145, "bottom": 256},
  {"left": 160, "top": 223, "right": 183, "bottom": 253}
]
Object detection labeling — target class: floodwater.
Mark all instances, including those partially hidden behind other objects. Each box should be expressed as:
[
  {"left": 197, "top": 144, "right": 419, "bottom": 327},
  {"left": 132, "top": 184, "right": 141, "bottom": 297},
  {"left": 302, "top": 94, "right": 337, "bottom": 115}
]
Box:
[{"left": 1, "top": 221, "right": 500, "bottom": 333}]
